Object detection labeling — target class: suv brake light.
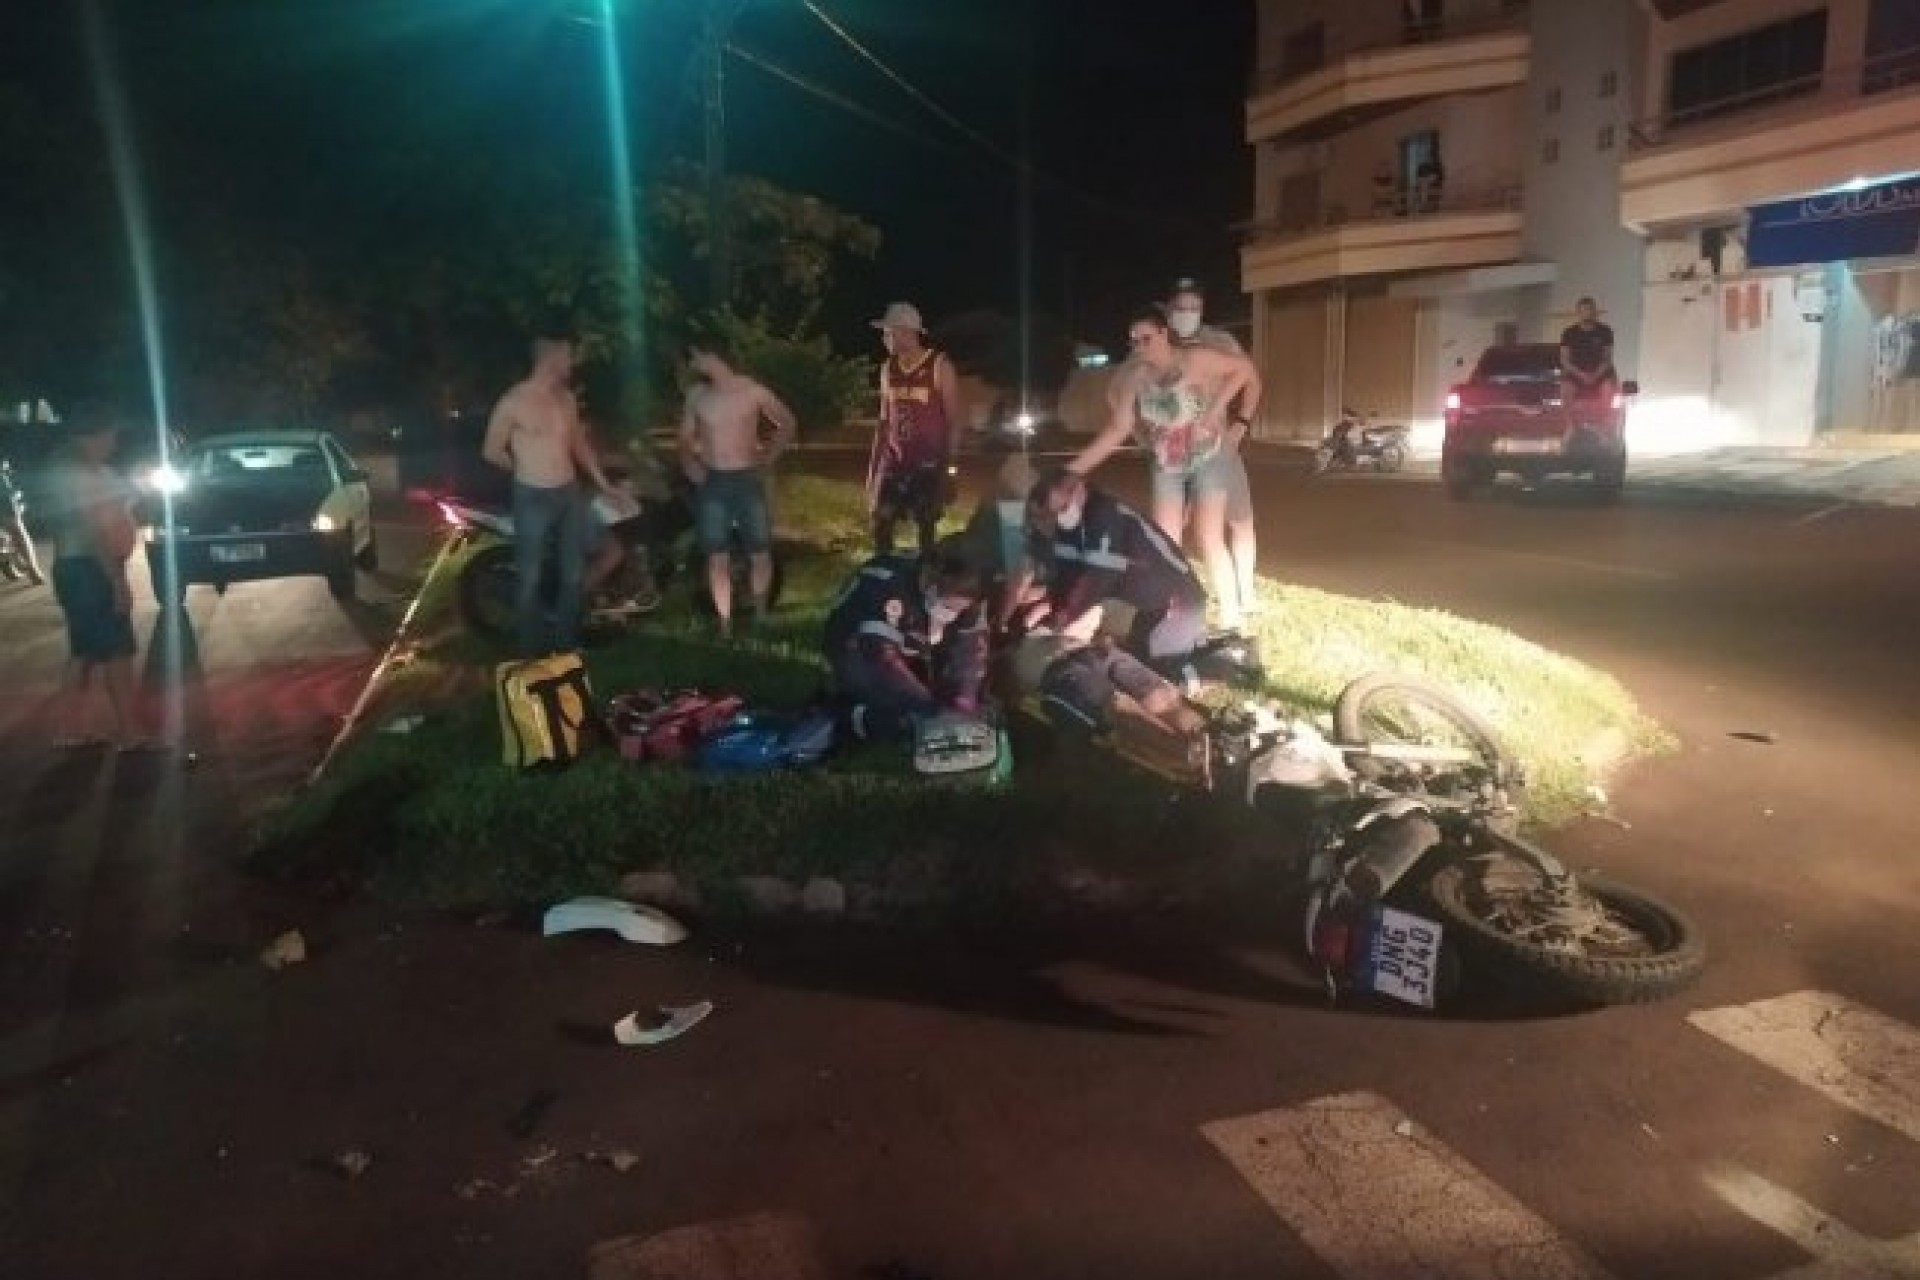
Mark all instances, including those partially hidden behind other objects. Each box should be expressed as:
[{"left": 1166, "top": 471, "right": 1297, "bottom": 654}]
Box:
[
  {"left": 1610, "top": 391, "right": 1625, "bottom": 411},
  {"left": 1445, "top": 390, "right": 1462, "bottom": 412}
]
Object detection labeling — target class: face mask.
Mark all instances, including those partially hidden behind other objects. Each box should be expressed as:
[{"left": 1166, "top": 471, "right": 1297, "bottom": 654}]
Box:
[
  {"left": 1168, "top": 309, "right": 1202, "bottom": 340},
  {"left": 1056, "top": 503, "right": 1083, "bottom": 531},
  {"left": 882, "top": 331, "right": 898, "bottom": 356}
]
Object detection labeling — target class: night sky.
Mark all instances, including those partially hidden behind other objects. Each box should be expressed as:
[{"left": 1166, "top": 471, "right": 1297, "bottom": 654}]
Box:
[{"left": 4, "top": 0, "right": 1254, "bottom": 354}]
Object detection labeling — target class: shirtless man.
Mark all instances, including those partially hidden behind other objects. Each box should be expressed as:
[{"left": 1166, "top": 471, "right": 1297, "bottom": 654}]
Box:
[
  {"left": 1071, "top": 306, "right": 1257, "bottom": 630},
  {"left": 1167, "top": 277, "right": 1263, "bottom": 623},
  {"left": 482, "top": 336, "right": 615, "bottom": 655},
  {"left": 677, "top": 337, "right": 797, "bottom": 637}
]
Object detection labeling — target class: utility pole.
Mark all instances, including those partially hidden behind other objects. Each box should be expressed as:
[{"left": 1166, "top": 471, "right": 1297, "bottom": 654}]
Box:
[{"left": 701, "top": 0, "right": 751, "bottom": 311}]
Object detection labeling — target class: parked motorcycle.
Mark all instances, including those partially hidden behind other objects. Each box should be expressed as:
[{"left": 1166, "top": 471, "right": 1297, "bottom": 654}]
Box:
[
  {"left": 1213, "top": 674, "right": 1704, "bottom": 1008},
  {"left": 435, "top": 468, "right": 782, "bottom": 642},
  {"left": 1311, "top": 410, "right": 1409, "bottom": 476},
  {"left": 1, "top": 460, "right": 43, "bottom": 584}
]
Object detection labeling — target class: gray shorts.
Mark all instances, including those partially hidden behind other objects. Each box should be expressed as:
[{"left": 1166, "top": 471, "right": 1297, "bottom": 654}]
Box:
[{"left": 1152, "top": 449, "right": 1253, "bottom": 521}]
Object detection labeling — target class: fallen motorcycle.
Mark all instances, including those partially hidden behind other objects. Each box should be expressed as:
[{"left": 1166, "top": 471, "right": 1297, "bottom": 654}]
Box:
[
  {"left": 1233, "top": 673, "right": 1705, "bottom": 1008},
  {"left": 1018, "top": 668, "right": 1704, "bottom": 1009}
]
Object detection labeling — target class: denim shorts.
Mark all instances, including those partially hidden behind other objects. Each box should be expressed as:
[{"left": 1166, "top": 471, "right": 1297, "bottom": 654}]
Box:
[
  {"left": 695, "top": 469, "right": 772, "bottom": 554},
  {"left": 52, "top": 557, "right": 136, "bottom": 661},
  {"left": 1152, "top": 449, "right": 1251, "bottom": 519}
]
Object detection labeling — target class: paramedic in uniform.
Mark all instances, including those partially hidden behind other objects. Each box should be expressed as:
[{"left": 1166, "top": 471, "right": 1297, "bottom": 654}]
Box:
[
  {"left": 868, "top": 302, "right": 964, "bottom": 555},
  {"left": 822, "top": 534, "right": 989, "bottom": 742},
  {"left": 1020, "top": 467, "right": 1207, "bottom": 663}
]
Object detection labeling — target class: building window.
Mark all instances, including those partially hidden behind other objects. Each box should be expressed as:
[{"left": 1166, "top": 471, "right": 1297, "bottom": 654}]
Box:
[
  {"left": 1597, "top": 124, "right": 1616, "bottom": 150},
  {"left": 1542, "top": 136, "right": 1560, "bottom": 164},
  {"left": 1668, "top": 10, "right": 1827, "bottom": 126},
  {"left": 1545, "top": 86, "right": 1562, "bottom": 113},
  {"left": 1599, "top": 69, "right": 1619, "bottom": 98},
  {"left": 1864, "top": 0, "right": 1920, "bottom": 95}
]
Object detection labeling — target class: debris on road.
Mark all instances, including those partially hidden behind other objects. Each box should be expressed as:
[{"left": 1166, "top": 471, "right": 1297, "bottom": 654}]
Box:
[
  {"left": 259, "top": 929, "right": 307, "bottom": 971},
  {"left": 329, "top": 1148, "right": 373, "bottom": 1179},
  {"left": 1729, "top": 729, "right": 1778, "bottom": 744},
  {"left": 543, "top": 897, "right": 688, "bottom": 946},
  {"left": 613, "top": 1001, "right": 714, "bottom": 1047},
  {"left": 587, "top": 1148, "right": 641, "bottom": 1174}
]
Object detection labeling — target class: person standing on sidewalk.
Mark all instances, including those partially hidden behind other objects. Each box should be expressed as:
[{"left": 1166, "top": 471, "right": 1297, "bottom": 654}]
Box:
[
  {"left": 867, "top": 302, "right": 964, "bottom": 555},
  {"left": 678, "top": 335, "right": 797, "bottom": 638},
  {"left": 1168, "top": 279, "right": 1265, "bottom": 627},
  {"left": 46, "top": 409, "right": 153, "bottom": 750},
  {"left": 482, "top": 334, "right": 617, "bottom": 655}
]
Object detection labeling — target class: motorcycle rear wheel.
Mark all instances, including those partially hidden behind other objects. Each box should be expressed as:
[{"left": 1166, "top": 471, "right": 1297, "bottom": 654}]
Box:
[
  {"left": 1426, "top": 858, "right": 1706, "bottom": 1005},
  {"left": 1378, "top": 442, "right": 1407, "bottom": 473},
  {"left": 1309, "top": 447, "right": 1333, "bottom": 477}
]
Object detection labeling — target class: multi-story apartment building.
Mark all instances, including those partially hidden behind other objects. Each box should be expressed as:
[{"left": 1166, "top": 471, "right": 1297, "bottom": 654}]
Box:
[{"left": 1242, "top": 0, "right": 1920, "bottom": 451}]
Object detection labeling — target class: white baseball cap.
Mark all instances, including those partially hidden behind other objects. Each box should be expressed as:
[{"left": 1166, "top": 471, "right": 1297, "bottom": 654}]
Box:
[{"left": 870, "top": 302, "right": 925, "bottom": 332}]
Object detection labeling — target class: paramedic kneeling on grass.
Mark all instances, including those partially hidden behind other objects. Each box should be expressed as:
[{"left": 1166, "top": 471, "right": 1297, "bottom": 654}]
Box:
[
  {"left": 1017, "top": 468, "right": 1207, "bottom": 663},
  {"left": 823, "top": 535, "right": 989, "bottom": 742}
]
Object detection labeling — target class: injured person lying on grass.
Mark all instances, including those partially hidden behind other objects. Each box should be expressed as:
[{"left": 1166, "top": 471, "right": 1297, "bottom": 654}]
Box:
[{"left": 1006, "top": 605, "right": 1210, "bottom": 785}]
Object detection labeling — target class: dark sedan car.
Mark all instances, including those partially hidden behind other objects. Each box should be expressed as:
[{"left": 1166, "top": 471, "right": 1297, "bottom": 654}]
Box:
[{"left": 145, "top": 429, "right": 375, "bottom": 603}]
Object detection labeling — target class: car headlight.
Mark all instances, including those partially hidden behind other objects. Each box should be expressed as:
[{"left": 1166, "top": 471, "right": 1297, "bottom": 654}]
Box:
[
  {"left": 1013, "top": 411, "right": 1037, "bottom": 431},
  {"left": 312, "top": 514, "right": 338, "bottom": 532},
  {"left": 147, "top": 464, "right": 187, "bottom": 495}
]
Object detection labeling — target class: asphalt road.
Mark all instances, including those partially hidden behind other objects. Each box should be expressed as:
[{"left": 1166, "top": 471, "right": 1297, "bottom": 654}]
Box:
[{"left": 2, "top": 450, "right": 1918, "bottom": 1280}]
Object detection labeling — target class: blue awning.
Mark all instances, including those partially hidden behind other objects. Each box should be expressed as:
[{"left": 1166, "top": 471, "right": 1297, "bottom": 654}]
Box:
[{"left": 1745, "top": 177, "right": 1920, "bottom": 268}]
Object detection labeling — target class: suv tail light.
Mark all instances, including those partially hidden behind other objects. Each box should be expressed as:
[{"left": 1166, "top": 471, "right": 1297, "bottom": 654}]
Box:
[
  {"left": 1610, "top": 390, "right": 1625, "bottom": 411},
  {"left": 1444, "top": 390, "right": 1462, "bottom": 413}
]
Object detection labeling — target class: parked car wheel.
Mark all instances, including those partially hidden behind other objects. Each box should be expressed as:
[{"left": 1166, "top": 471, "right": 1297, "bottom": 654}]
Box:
[
  {"left": 1591, "top": 451, "right": 1627, "bottom": 500},
  {"left": 1441, "top": 452, "right": 1483, "bottom": 501},
  {"left": 355, "top": 521, "right": 379, "bottom": 571}
]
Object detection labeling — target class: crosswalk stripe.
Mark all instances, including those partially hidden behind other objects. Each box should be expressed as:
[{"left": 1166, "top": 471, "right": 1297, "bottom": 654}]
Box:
[
  {"left": 1688, "top": 991, "right": 1920, "bottom": 1146},
  {"left": 1202, "top": 1091, "right": 1612, "bottom": 1280},
  {"left": 1703, "top": 1162, "right": 1920, "bottom": 1278}
]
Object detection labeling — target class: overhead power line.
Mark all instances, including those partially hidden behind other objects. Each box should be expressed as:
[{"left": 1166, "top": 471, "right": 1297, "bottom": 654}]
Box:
[
  {"left": 796, "top": 0, "right": 1206, "bottom": 234},
  {"left": 725, "top": 42, "right": 967, "bottom": 159}
]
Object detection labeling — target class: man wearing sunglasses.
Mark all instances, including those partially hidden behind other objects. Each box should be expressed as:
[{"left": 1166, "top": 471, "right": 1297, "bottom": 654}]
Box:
[{"left": 1070, "top": 306, "right": 1256, "bottom": 631}]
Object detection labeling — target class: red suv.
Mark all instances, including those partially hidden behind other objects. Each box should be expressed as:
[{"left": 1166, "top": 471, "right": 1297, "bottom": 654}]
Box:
[{"left": 1442, "top": 343, "right": 1637, "bottom": 500}]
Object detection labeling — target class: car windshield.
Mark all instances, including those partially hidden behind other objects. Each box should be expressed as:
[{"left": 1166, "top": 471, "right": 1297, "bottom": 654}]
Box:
[
  {"left": 189, "top": 442, "right": 330, "bottom": 484},
  {"left": 1473, "top": 348, "right": 1561, "bottom": 383}
]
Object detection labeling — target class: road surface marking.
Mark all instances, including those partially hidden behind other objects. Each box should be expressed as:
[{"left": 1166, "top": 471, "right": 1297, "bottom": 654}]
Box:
[
  {"left": 1688, "top": 992, "right": 1920, "bottom": 1145},
  {"left": 1788, "top": 503, "right": 1852, "bottom": 528},
  {"left": 1202, "top": 1091, "right": 1612, "bottom": 1280},
  {"left": 1419, "top": 542, "right": 1677, "bottom": 581},
  {"left": 1704, "top": 1161, "right": 1920, "bottom": 1278}
]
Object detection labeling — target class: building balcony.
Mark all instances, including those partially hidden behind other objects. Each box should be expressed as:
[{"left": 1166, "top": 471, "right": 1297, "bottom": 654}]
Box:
[
  {"left": 1246, "top": 12, "right": 1531, "bottom": 146},
  {"left": 1240, "top": 189, "right": 1525, "bottom": 293},
  {"left": 1622, "top": 45, "right": 1920, "bottom": 229}
]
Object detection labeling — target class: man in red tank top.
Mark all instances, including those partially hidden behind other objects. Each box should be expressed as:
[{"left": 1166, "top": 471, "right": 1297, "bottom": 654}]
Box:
[{"left": 867, "top": 302, "right": 963, "bottom": 553}]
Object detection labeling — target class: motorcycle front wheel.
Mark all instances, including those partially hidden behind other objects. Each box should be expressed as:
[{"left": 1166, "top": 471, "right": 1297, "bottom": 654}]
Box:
[
  {"left": 1425, "top": 855, "right": 1706, "bottom": 1005},
  {"left": 1377, "top": 442, "right": 1407, "bottom": 473},
  {"left": 457, "top": 543, "right": 518, "bottom": 641},
  {"left": 1332, "top": 673, "right": 1512, "bottom": 787}
]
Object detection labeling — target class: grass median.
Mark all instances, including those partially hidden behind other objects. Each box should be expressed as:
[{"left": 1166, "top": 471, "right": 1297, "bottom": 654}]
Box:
[{"left": 252, "top": 474, "right": 1672, "bottom": 913}]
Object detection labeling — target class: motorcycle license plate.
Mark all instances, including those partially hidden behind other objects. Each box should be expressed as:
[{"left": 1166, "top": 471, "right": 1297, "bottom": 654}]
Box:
[
  {"left": 210, "top": 542, "right": 266, "bottom": 564},
  {"left": 1354, "top": 905, "right": 1443, "bottom": 1008},
  {"left": 1495, "top": 438, "right": 1560, "bottom": 455}
]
